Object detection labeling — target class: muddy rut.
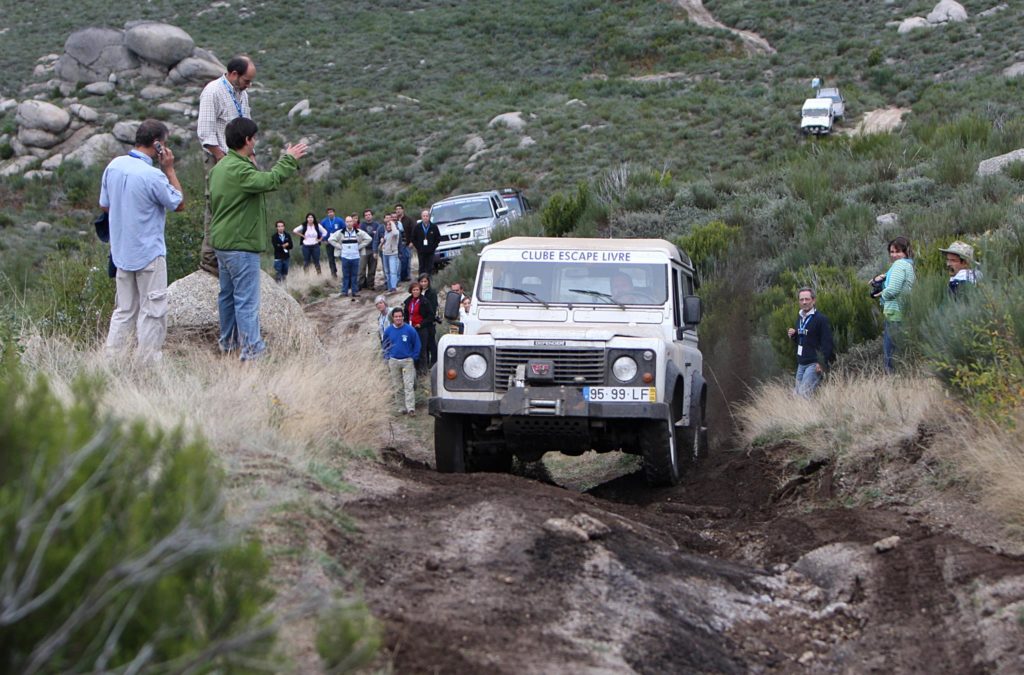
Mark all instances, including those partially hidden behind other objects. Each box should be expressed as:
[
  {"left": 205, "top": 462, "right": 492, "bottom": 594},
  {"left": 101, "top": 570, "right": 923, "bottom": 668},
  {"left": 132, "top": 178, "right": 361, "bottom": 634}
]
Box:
[{"left": 303, "top": 292, "right": 1024, "bottom": 673}]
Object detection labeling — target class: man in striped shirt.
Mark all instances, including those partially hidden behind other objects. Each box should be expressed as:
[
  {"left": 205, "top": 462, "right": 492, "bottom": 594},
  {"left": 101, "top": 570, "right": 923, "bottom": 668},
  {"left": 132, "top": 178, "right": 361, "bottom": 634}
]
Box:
[{"left": 196, "top": 55, "right": 255, "bottom": 275}]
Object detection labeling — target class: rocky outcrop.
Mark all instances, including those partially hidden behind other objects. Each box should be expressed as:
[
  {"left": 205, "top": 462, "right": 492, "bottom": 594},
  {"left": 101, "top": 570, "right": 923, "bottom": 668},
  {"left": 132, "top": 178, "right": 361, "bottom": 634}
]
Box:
[
  {"left": 0, "top": 21, "right": 232, "bottom": 176},
  {"left": 124, "top": 22, "right": 195, "bottom": 66},
  {"left": 898, "top": 1, "right": 968, "bottom": 33},
  {"left": 977, "top": 149, "right": 1024, "bottom": 177},
  {"left": 63, "top": 133, "right": 128, "bottom": 167},
  {"left": 55, "top": 23, "right": 220, "bottom": 86},
  {"left": 16, "top": 100, "right": 70, "bottom": 135},
  {"left": 489, "top": 112, "right": 526, "bottom": 132},
  {"left": 926, "top": 0, "right": 968, "bottom": 24},
  {"left": 55, "top": 28, "right": 138, "bottom": 83},
  {"left": 166, "top": 271, "right": 320, "bottom": 352}
]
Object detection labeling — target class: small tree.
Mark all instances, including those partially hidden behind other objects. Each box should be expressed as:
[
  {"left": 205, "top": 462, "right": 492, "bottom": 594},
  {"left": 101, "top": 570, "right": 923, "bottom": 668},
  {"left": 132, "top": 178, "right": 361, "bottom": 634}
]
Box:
[{"left": 0, "top": 350, "right": 278, "bottom": 673}]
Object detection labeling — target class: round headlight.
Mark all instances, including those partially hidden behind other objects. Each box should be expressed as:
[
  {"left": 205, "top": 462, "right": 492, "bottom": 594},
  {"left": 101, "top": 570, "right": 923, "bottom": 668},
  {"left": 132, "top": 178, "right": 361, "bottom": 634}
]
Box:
[
  {"left": 612, "top": 356, "right": 638, "bottom": 382},
  {"left": 463, "top": 353, "right": 488, "bottom": 380}
]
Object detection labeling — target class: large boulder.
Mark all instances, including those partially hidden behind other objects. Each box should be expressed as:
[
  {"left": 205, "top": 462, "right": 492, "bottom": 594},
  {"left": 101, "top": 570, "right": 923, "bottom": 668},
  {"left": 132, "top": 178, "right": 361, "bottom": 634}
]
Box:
[
  {"left": 55, "top": 28, "right": 138, "bottom": 83},
  {"left": 17, "top": 127, "right": 63, "bottom": 149},
  {"left": 0, "top": 156, "right": 39, "bottom": 178},
  {"left": 112, "top": 120, "right": 141, "bottom": 144},
  {"left": 124, "top": 22, "right": 195, "bottom": 66},
  {"left": 166, "top": 271, "right": 320, "bottom": 351},
  {"left": 977, "top": 149, "right": 1024, "bottom": 177},
  {"left": 927, "top": 0, "right": 968, "bottom": 23},
  {"left": 1004, "top": 63, "right": 1024, "bottom": 78},
  {"left": 488, "top": 111, "right": 526, "bottom": 132},
  {"left": 68, "top": 103, "right": 99, "bottom": 123},
  {"left": 63, "top": 133, "right": 127, "bottom": 167},
  {"left": 15, "top": 100, "right": 71, "bottom": 134},
  {"left": 166, "top": 57, "right": 223, "bottom": 85},
  {"left": 898, "top": 17, "right": 931, "bottom": 33}
]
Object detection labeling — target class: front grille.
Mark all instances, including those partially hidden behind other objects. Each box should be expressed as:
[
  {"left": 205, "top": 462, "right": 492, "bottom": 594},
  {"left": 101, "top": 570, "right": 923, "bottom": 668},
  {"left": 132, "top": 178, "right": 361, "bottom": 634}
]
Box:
[
  {"left": 440, "top": 231, "right": 471, "bottom": 243},
  {"left": 494, "top": 347, "right": 604, "bottom": 393}
]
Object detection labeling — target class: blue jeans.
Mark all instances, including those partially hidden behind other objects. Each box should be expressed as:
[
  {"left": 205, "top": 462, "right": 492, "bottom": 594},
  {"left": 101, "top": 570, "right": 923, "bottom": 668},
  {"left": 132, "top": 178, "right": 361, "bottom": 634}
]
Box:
[
  {"left": 883, "top": 320, "right": 900, "bottom": 373},
  {"left": 383, "top": 253, "right": 399, "bottom": 291},
  {"left": 341, "top": 257, "right": 359, "bottom": 296},
  {"left": 215, "top": 250, "right": 265, "bottom": 360},
  {"left": 273, "top": 257, "right": 289, "bottom": 282},
  {"left": 399, "top": 244, "right": 411, "bottom": 281},
  {"left": 794, "top": 362, "right": 821, "bottom": 398},
  {"left": 301, "top": 243, "right": 321, "bottom": 273}
]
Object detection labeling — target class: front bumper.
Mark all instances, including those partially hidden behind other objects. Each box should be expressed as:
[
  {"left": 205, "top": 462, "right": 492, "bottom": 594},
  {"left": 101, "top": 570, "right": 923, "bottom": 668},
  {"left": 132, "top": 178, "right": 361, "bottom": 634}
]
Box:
[{"left": 429, "top": 386, "right": 668, "bottom": 420}]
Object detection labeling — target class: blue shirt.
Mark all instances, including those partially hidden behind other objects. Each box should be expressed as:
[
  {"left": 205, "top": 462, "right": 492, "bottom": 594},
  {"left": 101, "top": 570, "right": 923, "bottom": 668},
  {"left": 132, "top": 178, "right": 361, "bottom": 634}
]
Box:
[
  {"left": 383, "top": 323, "right": 421, "bottom": 361},
  {"left": 99, "top": 150, "right": 182, "bottom": 271},
  {"left": 321, "top": 215, "right": 344, "bottom": 238}
]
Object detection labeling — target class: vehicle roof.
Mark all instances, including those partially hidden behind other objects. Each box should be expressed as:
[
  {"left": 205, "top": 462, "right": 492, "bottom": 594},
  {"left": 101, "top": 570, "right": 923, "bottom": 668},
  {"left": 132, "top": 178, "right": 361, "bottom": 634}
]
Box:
[
  {"left": 432, "top": 191, "right": 500, "bottom": 205},
  {"left": 484, "top": 236, "right": 692, "bottom": 266},
  {"left": 817, "top": 87, "right": 841, "bottom": 95},
  {"left": 802, "top": 97, "right": 834, "bottom": 107}
]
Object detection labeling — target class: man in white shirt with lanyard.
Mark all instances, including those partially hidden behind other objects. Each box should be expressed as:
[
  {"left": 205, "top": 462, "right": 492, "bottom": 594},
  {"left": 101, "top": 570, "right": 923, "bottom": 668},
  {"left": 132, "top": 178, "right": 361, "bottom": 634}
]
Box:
[{"left": 196, "top": 55, "right": 255, "bottom": 275}]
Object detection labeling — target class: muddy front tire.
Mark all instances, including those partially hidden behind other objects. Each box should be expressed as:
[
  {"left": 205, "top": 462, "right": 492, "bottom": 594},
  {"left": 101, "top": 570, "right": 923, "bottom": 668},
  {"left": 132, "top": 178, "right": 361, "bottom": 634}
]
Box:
[
  {"left": 435, "top": 414, "right": 466, "bottom": 473},
  {"left": 640, "top": 411, "right": 681, "bottom": 487}
]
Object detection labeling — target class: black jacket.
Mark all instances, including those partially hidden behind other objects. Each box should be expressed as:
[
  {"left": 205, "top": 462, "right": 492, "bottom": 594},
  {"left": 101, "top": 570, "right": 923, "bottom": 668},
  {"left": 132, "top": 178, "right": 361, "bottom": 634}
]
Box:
[
  {"left": 411, "top": 219, "right": 442, "bottom": 255},
  {"left": 271, "top": 232, "right": 293, "bottom": 260},
  {"left": 790, "top": 310, "right": 834, "bottom": 367}
]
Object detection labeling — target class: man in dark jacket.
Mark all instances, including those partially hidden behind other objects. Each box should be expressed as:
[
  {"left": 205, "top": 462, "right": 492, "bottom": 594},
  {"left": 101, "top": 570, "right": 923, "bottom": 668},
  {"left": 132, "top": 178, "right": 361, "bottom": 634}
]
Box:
[
  {"left": 787, "top": 287, "right": 834, "bottom": 398},
  {"left": 412, "top": 209, "right": 441, "bottom": 276}
]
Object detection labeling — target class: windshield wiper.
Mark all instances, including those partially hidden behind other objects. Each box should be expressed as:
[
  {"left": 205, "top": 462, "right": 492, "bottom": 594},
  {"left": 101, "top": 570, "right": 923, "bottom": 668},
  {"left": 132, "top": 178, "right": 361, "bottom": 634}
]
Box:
[
  {"left": 568, "top": 288, "right": 626, "bottom": 310},
  {"left": 493, "top": 286, "right": 549, "bottom": 308}
]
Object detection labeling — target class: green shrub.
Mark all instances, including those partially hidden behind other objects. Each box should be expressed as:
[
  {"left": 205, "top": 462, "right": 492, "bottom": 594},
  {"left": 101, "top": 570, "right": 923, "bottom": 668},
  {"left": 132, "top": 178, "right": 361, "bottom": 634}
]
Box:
[
  {"left": 677, "top": 220, "right": 741, "bottom": 281},
  {"left": 929, "top": 143, "right": 979, "bottom": 187},
  {"left": 1004, "top": 161, "right": 1024, "bottom": 182},
  {"left": 759, "top": 265, "right": 881, "bottom": 370},
  {"left": 27, "top": 246, "right": 115, "bottom": 342},
  {"left": 316, "top": 599, "right": 381, "bottom": 672},
  {"left": 541, "top": 183, "right": 590, "bottom": 237},
  {"left": 0, "top": 353, "right": 277, "bottom": 673}
]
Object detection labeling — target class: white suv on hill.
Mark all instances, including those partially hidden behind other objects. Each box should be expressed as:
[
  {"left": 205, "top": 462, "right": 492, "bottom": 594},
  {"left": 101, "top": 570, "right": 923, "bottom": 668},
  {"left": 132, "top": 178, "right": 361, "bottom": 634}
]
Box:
[
  {"left": 429, "top": 237, "right": 707, "bottom": 486},
  {"left": 430, "top": 191, "right": 513, "bottom": 267}
]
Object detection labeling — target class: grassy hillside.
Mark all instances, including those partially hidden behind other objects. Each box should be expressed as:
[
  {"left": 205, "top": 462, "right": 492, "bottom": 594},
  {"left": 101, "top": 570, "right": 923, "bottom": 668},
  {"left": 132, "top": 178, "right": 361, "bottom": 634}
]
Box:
[{"left": 2, "top": 0, "right": 1020, "bottom": 198}]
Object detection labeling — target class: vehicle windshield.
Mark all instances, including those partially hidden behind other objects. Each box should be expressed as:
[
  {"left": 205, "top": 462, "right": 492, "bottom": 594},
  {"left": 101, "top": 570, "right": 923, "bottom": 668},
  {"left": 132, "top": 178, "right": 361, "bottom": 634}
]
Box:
[
  {"left": 804, "top": 108, "right": 830, "bottom": 117},
  {"left": 431, "top": 199, "right": 493, "bottom": 225},
  {"left": 477, "top": 260, "right": 668, "bottom": 306}
]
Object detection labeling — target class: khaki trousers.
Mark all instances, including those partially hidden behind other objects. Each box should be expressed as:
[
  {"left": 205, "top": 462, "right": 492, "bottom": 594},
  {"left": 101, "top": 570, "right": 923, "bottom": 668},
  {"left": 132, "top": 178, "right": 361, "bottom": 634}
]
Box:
[
  {"left": 388, "top": 358, "right": 417, "bottom": 413},
  {"left": 105, "top": 256, "right": 168, "bottom": 362},
  {"left": 200, "top": 152, "right": 219, "bottom": 275}
]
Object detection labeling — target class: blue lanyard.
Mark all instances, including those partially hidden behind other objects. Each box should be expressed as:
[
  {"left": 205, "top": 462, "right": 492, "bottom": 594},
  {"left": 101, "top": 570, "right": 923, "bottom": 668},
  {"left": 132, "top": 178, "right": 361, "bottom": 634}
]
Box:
[
  {"left": 127, "top": 149, "right": 151, "bottom": 164},
  {"left": 221, "top": 76, "right": 244, "bottom": 118},
  {"left": 798, "top": 313, "right": 812, "bottom": 342}
]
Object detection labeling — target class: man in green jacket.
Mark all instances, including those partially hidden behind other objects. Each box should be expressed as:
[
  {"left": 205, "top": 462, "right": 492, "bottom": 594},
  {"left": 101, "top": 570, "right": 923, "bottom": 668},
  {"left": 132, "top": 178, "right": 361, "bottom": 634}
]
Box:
[{"left": 209, "top": 117, "right": 307, "bottom": 360}]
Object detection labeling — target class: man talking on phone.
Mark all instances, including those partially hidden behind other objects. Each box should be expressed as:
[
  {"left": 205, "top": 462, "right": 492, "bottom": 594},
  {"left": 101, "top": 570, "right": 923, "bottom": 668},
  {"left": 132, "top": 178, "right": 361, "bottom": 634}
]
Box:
[{"left": 99, "top": 119, "right": 184, "bottom": 363}]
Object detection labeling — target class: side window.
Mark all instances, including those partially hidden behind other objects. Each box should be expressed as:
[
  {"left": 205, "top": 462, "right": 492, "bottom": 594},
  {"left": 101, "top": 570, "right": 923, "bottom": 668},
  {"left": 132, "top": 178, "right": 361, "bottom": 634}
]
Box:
[{"left": 672, "top": 268, "right": 682, "bottom": 328}]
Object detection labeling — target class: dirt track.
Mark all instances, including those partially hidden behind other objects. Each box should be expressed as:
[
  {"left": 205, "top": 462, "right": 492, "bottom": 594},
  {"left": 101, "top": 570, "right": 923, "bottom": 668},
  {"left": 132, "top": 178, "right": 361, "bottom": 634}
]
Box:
[{"left": 301, "top": 291, "right": 1024, "bottom": 673}]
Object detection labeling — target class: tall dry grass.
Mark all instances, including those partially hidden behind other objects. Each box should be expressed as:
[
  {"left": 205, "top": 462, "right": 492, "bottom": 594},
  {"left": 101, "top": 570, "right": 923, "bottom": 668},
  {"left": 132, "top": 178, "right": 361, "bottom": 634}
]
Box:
[
  {"left": 938, "top": 413, "right": 1024, "bottom": 530},
  {"left": 735, "top": 373, "right": 946, "bottom": 460},
  {"left": 17, "top": 329, "right": 394, "bottom": 506},
  {"left": 14, "top": 327, "right": 394, "bottom": 672}
]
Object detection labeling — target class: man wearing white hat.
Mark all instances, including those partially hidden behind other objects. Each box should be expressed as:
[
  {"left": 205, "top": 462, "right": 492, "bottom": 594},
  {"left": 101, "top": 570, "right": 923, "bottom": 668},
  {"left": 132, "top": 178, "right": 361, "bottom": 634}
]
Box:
[{"left": 938, "top": 240, "right": 979, "bottom": 296}]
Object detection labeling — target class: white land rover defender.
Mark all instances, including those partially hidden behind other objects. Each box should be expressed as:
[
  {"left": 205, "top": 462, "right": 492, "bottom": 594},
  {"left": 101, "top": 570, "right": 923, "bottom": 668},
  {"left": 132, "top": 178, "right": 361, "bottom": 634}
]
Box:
[{"left": 429, "top": 237, "right": 707, "bottom": 486}]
